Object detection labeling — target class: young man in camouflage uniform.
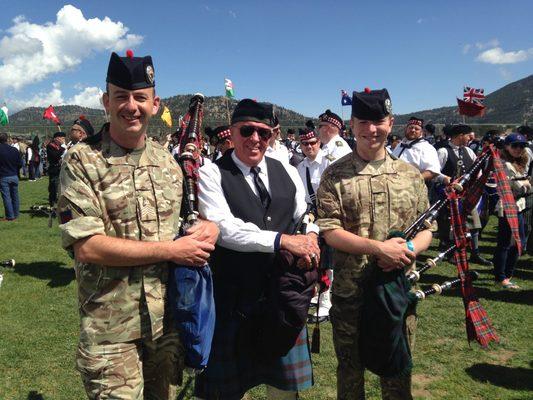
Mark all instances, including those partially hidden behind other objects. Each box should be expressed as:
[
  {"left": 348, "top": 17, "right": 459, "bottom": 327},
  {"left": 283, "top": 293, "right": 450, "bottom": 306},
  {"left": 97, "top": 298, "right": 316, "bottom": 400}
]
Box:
[
  {"left": 316, "top": 88, "right": 433, "bottom": 400},
  {"left": 57, "top": 51, "right": 218, "bottom": 400}
]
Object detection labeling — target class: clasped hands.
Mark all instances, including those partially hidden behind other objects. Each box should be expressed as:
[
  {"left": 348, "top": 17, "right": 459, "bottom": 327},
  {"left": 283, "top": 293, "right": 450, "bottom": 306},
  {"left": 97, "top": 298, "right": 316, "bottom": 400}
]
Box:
[
  {"left": 280, "top": 233, "right": 321, "bottom": 269},
  {"left": 375, "top": 237, "right": 416, "bottom": 272}
]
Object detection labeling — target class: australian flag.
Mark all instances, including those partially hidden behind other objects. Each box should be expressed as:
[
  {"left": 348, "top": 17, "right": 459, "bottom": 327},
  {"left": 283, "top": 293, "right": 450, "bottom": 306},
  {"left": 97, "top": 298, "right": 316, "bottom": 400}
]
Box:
[{"left": 341, "top": 90, "right": 352, "bottom": 106}]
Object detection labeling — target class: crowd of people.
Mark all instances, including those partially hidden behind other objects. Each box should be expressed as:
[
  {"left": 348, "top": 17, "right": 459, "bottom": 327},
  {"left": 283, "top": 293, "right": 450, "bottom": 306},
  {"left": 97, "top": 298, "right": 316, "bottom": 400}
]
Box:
[
  {"left": 0, "top": 116, "right": 96, "bottom": 220},
  {"left": 0, "top": 50, "right": 531, "bottom": 400}
]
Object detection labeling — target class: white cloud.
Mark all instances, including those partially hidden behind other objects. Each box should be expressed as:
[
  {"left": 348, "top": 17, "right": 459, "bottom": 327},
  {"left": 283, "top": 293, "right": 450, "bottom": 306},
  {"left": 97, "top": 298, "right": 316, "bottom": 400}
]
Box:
[
  {"left": 229, "top": 10, "right": 237, "bottom": 18},
  {"left": 0, "top": 5, "right": 142, "bottom": 92},
  {"left": 475, "top": 39, "right": 499, "bottom": 50},
  {"left": 68, "top": 86, "right": 103, "bottom": 109},
  {"left": 476, "top": 47, "right": 533, "bottom": 64},
  {"left": 8, "top": 83, "right": 104, "bottom": 112},
  {"left": 462, "top": 44, "right": 472, "bottom": 54},
  {"left": 416, "top": 18, "right": 424, "bottom": 24}
]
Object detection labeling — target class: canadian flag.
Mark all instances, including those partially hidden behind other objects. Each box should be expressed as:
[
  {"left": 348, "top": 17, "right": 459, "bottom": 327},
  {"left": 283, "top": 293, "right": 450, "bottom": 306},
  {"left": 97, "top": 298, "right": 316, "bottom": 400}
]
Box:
[{"left": 43, "top": 105, "right": 61, "bottom": 125}]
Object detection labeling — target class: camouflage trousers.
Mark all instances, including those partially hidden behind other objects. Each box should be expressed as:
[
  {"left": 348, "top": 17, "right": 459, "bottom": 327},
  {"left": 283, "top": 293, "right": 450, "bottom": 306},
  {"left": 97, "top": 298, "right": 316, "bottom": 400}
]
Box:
[
  {"left": 76, "top": 331, "right": 184, "bottom": 400},
  {"left": 330, "top": 294, "right": 416, "bottom": 400}
]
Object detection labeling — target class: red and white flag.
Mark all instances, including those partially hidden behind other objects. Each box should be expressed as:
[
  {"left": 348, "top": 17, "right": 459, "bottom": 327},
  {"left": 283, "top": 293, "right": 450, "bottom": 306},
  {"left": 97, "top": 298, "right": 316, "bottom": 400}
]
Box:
[
  {"left": 463, "top": 86, "right": 485, "bottom": 105},
  {"left": 43, "top": 105, "right": 61, "bottom": 125}
]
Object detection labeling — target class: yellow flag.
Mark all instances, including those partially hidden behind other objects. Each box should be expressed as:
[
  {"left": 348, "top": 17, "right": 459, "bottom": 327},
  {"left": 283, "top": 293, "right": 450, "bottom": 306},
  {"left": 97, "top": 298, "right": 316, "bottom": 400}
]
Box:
[{"left": 161, "top": 105, "right": 172, "bottom": 127}]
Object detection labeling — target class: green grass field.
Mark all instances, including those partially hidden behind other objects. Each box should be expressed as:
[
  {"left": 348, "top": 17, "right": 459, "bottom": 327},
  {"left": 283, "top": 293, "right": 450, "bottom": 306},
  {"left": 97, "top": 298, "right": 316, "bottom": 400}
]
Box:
[{"left": 0, "top": 178, "right": 531, "bottom": 399}]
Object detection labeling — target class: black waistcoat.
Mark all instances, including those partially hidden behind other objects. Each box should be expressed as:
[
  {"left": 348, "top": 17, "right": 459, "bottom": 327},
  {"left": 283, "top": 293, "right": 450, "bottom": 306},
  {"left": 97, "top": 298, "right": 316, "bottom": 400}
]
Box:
[
  {"left": 211, "top": 150, "right": 297, "bottom": 314},
  {"left": 441, "top": 144, "right": 474, "bottom": 179}
]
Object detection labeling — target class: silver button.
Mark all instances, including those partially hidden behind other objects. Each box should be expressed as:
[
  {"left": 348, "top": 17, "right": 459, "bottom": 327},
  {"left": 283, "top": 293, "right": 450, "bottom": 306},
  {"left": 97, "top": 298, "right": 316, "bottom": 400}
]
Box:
[{"left": 266, "top": 216, "right": 272, "bottom": 221}]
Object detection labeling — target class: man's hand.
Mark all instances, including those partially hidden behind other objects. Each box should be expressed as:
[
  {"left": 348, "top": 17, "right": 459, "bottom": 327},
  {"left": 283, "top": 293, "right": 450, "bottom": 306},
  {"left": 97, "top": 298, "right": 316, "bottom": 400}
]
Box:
[
  {"left": 442, "top": 175, "right": 451, "bottom": 185},
  {"left": 168, "top": 236, "right": 215, "bottom": 267},
  {"left": 374, "top": 237, "right": 415, "bottom": 272},
  {"left": 186, "top": 219, "right": 220, "bottom": 245},
  {"left": 281, "top": 233, "right": 320, "bottom": 269}
]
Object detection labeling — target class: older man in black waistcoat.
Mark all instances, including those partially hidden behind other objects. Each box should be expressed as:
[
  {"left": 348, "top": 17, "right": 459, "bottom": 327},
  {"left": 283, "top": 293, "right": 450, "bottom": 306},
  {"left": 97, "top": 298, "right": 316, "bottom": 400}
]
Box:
[{"left": 196, "top": 99, "right": 321, "bottom": 400}]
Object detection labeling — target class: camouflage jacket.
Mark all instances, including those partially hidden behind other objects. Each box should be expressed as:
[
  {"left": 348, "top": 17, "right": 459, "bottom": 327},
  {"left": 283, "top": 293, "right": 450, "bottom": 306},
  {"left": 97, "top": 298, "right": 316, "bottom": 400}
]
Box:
[
  {"left": 58, "top": 127, "right": 183, "bottom": 345},
  {"left": 316, "top": 149, "right": 430, "bottom": 298}
]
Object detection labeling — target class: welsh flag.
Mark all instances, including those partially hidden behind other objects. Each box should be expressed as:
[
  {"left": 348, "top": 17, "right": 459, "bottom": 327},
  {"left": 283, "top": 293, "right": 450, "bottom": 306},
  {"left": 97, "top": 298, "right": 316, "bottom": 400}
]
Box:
[
  {"left": 225, "top": 78, "right": 234, "bottom": 98},
  {"left": 43, "top": 105, "right": 61, "bottom": 125},
  {"left": 0, "top": 105, "right": 8, "bottom": 126}
]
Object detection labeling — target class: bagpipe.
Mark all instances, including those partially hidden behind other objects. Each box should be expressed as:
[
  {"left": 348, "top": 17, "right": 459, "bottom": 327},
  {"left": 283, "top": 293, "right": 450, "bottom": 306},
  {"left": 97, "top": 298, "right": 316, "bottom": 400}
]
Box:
[
  {"left": 412, "top": 270, "right": 479, "bottom": 301},
  {"left": 166, "top": 94, "right": 216, "bottom": 372},
  {"left": 0, "top": 259, "right": 15, "bottom": 288},
  {"left": 360, "top": 145, "right": 516, "bottom": 378}
]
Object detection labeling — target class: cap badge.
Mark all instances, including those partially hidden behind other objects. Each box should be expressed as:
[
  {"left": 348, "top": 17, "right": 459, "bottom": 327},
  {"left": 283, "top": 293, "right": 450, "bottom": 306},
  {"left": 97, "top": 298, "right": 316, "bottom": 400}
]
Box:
[
  {"left": 145, "top": 65, "right": 155, "bottom": 85},
  {"left": 385, "top": 99, "right": 392, "bottom": 114}
]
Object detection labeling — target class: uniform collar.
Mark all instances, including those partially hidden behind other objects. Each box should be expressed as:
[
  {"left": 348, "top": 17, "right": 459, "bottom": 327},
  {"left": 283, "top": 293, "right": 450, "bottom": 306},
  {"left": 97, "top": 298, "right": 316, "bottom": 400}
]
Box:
[
  {"left": 322, "top": 134, "right": 341, "bottom": 151},
  {"left": 448, "top": 142, "right": 462, "bottom": 151},
  {"left": 350, "top": 145, "right": 398, "bottom": 175},
  {"left": 231, "top": 149, "right": 267, "bottom": 176},
  {"left": 403, "top": 136, "right": 424, "bottom": 145},
  {"left": 304, "top": 149, "right": 324, "bottom": 166},
  {"left": 100, "top": 124, "right": 160, "bottom": 167}
]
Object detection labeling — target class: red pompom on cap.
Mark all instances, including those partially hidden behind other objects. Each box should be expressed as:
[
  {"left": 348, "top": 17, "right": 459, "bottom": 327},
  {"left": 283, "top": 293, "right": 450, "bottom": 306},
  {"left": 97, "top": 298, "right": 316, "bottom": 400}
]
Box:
[
  {"left": 79, "top": 114, "right": 86, "bottom": 120},
  {"left": 126, "top": 49, "right": 134, "bottom": 59},
  {"left": 364, "top": 87, "right": 371, "bottom": 93}
]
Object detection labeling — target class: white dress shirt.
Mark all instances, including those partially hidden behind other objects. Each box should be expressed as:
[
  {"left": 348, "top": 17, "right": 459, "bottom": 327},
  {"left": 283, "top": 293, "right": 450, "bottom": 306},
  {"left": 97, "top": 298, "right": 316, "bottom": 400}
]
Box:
[
  {"left": 392, "top": 138, "right": 441, "bottom": 175},
  {"left": 198, "top": 151, "right": 317, "bottom": 253},
  {"left": 296, "top": 149, "right": 331, "bottom": 204},
  {"left": 321, "top": 134, "right": 352, "bottom": 162},
  {"left": 266, "top": 140, "right": 291, "bottom": 165}
]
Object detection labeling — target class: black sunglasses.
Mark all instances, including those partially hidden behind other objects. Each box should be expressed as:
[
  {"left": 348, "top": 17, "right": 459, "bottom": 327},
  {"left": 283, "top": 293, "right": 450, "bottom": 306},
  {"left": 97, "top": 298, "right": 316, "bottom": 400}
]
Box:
[
  {"left": 510, "top": 143, "right": 527, "bottom": 149},
  {"left": 239, "top": 125, "right": 272, "bottom": 140}
]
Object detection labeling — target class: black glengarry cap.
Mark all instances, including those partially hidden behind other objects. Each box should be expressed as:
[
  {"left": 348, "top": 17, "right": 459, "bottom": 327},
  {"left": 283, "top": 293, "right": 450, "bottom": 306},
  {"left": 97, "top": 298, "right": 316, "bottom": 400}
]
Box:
[
  {"left": 231, "top": 99, "right": 274, "bottom": 126},
  {"left": 72, "top": 115, "right": 94, "bottom": 136},
  {"left": 106, "top": 50, "right": 155, "bottom": 90},
  {"left": 352, "top": 88, "right": 392, "bottom": 120}
]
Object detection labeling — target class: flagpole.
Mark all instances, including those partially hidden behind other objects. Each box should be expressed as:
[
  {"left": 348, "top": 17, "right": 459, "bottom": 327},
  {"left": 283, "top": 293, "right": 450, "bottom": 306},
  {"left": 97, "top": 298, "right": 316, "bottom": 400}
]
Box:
[{"left": 225, "top": 96, "right": 231, "bottom": 125}]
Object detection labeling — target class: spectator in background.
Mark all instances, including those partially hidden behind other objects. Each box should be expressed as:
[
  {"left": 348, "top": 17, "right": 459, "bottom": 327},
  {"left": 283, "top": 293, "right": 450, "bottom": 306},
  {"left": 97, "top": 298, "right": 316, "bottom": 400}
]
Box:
[
  {"left": 386, "top": 133, "right": 401, "bottom": 153},
  {"left": 17, "top": 137, "right": 28, "bottom": 178},
  {"left": 266, "top": 116, "right": 291, "bottom": 165},
  {"left": 424, "top": 123, "right": 436, "bottom": 144},
  {"left": 468, "top": 131, "right": 483, "bottom": 155},
  {"left": 0, "top": 132, "right": 23, "bottom": 221},
  {"left": 68, "top": 115, "right": 94, "bottom": 148},
  {"left": 39, "top": 141, "right": 48, "bottom": 176},
  {"left": 392, "top": 116, "right": 441, "bottom": 182},
  {"left": 27, "top": 136, "right": 41, "bottom": 181},
  {"left": 436, "top": 124, "right": 492, "bottom": 265},
  {"left": 493, "top": 133, "right": 532, "bottom": 289},
  {"left": 515, "top": 125, "right": 533, "bottom": 255},
  {"left": 46, "top": 132, "right": 66, "bottom": 206}
]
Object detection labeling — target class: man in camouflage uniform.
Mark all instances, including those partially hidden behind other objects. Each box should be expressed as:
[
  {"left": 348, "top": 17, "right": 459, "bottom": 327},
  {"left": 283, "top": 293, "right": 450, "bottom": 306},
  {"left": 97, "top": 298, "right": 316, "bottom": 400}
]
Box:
[
  {"left": 316, "top": 88, "right": 433, "bottom": 400},
  {"left": 58, "top": 51, "right": 218, "bottom": 400}
]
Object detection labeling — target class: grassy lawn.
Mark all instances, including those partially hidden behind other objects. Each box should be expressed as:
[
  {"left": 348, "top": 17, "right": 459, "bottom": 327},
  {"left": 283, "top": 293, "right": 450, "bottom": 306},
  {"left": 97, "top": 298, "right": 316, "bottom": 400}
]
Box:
[{"left": 0, "top": 178, "right": 531, "bottom": 399}]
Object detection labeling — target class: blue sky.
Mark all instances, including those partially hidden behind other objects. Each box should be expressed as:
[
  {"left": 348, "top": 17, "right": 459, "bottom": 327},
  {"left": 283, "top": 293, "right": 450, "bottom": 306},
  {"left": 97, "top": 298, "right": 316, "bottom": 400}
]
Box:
[{"left": 1, "top": 1, "right": 532, "bottom": 117}]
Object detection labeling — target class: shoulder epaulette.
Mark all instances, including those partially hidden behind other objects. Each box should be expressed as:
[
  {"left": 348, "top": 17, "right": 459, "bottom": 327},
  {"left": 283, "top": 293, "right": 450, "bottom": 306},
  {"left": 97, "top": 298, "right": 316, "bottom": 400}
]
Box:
[{"left": 325, "top": 154, "right": 336, "bottom": 161}]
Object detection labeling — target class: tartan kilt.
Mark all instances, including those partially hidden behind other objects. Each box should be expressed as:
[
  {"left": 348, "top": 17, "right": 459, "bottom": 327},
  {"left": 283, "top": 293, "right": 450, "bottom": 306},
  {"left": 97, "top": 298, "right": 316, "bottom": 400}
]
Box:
[{"left": 194, "top": 314, "right": 313, "bottom": 400}]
